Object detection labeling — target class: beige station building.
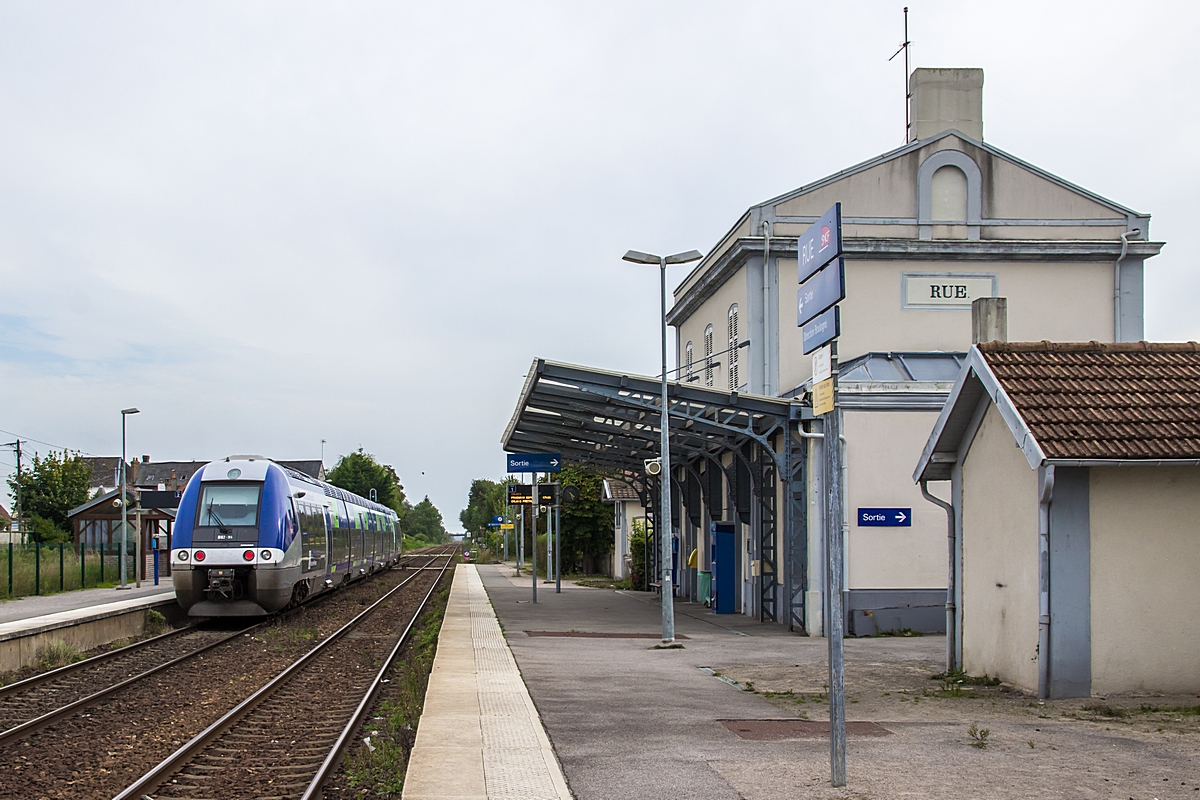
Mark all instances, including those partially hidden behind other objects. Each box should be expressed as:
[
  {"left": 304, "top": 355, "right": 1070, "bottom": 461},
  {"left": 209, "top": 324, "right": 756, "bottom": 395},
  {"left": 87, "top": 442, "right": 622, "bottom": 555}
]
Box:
[
  {"left": 663, "top": 68, "right": 1163, "bottom": 634},
  {"left": 505, "top": 67, "right": 1171, "bottom": 655}
]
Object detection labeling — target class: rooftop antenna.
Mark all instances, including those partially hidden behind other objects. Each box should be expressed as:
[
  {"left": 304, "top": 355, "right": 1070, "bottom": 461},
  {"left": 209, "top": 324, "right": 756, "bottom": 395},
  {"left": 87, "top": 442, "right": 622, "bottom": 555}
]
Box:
[{"left": 888, "top": 6, "right": 912, "bottom": 143}]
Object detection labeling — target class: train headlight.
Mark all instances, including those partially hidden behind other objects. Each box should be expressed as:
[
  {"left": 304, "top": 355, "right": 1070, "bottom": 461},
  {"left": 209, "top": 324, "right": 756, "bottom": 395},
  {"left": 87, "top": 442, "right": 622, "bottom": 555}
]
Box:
[
  {"left": 177, "top": 550, "right": 189, "bottom": 561},
  {"left": 194, "top": 550, "right": 206, "bottom": 562},
  {"left": 261, "top": 550, "right": 272, "bottom": 561},
  {"left": 243, "top": 550, "right": 255, "bottom": 562}
]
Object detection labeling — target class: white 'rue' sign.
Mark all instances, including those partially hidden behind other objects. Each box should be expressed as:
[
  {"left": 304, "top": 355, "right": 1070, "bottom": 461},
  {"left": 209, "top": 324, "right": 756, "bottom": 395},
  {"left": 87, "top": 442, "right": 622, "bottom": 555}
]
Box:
[{"left": 903, "top": 273, "right": 997, "bottom": 309}]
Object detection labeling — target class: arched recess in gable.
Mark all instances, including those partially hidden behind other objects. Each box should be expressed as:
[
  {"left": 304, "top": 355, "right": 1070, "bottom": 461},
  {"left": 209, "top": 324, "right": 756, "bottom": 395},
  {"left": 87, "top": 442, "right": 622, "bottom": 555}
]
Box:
[{"left": 917, "top": 149, "right": 982, "bottom": 240}]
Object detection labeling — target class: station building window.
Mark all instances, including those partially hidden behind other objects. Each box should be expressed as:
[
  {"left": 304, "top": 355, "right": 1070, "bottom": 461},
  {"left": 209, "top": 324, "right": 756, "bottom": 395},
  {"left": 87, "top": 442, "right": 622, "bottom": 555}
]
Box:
[
  {"left": 684, "top": 341, "right": 694, "bottom": 381},
  {"left": 704, "top": 325, "right": 714, "bottom": 387},
  {"left": 727, "top": 304, "right": 739, "bottom": 390}
]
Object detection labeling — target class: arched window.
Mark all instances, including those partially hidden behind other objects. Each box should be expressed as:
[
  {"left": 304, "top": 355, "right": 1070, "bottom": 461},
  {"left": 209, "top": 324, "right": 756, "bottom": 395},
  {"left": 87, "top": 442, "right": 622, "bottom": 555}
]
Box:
[
  {"left": 931, "top": 165, "right": 968, "bottom": 224},
  {"left": 703, "top": 325, "right": 714, "bottom": 387},
  {"left": 684, "top": 341, "right": 694, "bottom": 382},
  {"left": 727, "top": 304, "right": 739, "bottom": 390}
]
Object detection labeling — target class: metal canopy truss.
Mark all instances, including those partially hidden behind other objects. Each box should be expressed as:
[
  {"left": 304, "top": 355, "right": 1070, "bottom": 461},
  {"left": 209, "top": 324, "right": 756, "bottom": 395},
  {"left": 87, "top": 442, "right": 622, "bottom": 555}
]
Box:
[{"left": 502, "top": 358, "right": 809, "bottom": 629}]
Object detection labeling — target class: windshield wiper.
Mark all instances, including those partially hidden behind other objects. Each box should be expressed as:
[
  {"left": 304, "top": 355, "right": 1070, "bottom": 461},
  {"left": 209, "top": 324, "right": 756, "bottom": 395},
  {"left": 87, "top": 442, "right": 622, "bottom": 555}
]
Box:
[{"left": 207, "top": 502, "right": 231, "bottom": 533}]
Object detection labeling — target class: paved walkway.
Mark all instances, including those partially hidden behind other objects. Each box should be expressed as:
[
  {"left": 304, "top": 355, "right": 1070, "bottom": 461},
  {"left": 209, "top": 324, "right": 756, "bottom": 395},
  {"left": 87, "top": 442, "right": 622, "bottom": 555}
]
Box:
[
  {"left": 403, "top": 565, "right": 571, "bottom": 800},
  {"left": 0, "top": 582, "right": 174, "bottom": 626}
]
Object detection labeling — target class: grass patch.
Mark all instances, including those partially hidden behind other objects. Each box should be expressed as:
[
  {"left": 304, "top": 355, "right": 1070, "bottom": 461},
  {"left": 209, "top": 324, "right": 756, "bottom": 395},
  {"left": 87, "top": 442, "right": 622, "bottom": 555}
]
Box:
[
  {"left": 1139, "top": 703, "right": 1200, "bottom": 715},
  {"left": 145, "top": 609, "right": 170, "bottom": 636},
  {"left": 36, "top": 641, "right": 83, "bottom": 669},
  {"left": 342, "top": 574, "right": 453, "bottom": 797},
  {"left": 930, "top": 670, "right": 1001, "bottom": 686},
  {"left": 573, "top": 577, "right": 632, "bottom": 590},
  {"left": 872, "top": 627, "right": 924, "bottom": 637},
  {"left": 967, "top": 722, "right": 990, "bottom": 749},
  {"left": 1083, "top": 702, "right": 1130, "bottom": 718}
]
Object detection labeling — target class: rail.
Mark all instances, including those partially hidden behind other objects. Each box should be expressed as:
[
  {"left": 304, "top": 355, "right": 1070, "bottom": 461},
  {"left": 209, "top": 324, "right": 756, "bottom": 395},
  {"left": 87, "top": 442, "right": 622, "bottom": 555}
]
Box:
[{"left": 113, "top": 546, "right": 456, "bottom": 800}]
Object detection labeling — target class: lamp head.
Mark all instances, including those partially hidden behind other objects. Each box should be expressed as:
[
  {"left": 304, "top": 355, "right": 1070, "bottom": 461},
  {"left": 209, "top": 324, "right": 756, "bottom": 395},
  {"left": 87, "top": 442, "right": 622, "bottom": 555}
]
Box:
[
  {"left": 622, "top": 250, "right": 659, "bottom": 265},
  {"left": 664, "top": 250, "right": 703, "bottom": 265},
  {"left": 121, "top": 407, "right": 140, "bottom": 415}
]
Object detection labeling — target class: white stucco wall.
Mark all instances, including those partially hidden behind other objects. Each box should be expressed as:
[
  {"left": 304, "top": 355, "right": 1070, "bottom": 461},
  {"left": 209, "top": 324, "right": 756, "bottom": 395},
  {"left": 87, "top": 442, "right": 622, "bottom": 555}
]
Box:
[
  {"left": 844, "top": 409, "right": 946, "bottom": 589},
  {"left": 1089, "top": 466, "right": 1200, "bottom": 695},
  {"left": 961, "top": 403, "right": 1040, "bottom": 691}
]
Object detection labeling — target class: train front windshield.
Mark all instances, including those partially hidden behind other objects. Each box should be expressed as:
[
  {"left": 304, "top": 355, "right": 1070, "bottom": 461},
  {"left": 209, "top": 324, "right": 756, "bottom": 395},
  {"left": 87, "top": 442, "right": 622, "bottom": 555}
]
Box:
[{"left": 198, "top": 484, "right": 262, "bottom": 528}]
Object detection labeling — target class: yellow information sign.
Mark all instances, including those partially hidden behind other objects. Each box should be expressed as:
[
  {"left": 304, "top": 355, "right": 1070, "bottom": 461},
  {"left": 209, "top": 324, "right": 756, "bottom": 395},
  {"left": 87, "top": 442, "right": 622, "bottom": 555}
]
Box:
[
  {"left": 500, "top": 523, "right": 515, "bottom": 530},
  {"left": 813, "top": 377, "right": 835, "bottom": 416}
]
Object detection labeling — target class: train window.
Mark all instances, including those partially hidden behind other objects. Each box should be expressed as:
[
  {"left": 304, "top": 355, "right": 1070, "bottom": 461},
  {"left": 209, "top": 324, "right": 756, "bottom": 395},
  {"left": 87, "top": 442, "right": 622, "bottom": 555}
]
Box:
[{"left": 198, "top": 484, "right": 261, "bottom": 527}]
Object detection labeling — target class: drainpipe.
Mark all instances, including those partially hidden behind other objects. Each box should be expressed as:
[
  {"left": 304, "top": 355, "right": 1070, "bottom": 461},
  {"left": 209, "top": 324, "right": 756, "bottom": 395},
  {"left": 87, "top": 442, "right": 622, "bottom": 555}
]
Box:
[
  {"left": 1113, "top": 228, "right": 1140, "bottom": 342},
  {"left": 920, "top": 480, "right": 956, "bottom": 673},
  {"left": 761, "top": 221, "right": 772, "bottom": 396},
  {"left": 792, "top": 422, "right": 848, "bottom": 633},
  {"left": 1037, "top": 464, "right": 1055, "bottom": 700}
]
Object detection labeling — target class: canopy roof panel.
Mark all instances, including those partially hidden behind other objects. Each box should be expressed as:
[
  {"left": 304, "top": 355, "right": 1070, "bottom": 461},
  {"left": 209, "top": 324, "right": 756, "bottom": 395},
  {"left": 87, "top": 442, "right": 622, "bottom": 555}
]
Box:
[{"left": 502, "top": 359, "right": 798, "bottom": 474}]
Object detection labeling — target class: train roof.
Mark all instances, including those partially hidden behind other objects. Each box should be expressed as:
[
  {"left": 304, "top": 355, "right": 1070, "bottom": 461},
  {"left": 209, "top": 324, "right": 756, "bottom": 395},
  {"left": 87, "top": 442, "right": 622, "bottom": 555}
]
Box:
[{"left": 211, "top": 456, "right": 399, "bottom": 517}]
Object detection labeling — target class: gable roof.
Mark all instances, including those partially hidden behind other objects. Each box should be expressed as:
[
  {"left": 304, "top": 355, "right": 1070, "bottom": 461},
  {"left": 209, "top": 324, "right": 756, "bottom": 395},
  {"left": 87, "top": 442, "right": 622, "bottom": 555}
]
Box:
[
  {"left": 915, "top": 341, "right": 1200, "bottom": 482},
  {"left": 132, "top": 461, "right": 205, "bottom": 487}
]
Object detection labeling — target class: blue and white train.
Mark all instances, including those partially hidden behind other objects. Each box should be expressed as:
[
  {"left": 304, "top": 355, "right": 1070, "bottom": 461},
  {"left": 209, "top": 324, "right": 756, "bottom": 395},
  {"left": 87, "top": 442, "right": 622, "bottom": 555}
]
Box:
[{"left": 172, "top": 457, "right": 402, "bottom": 617}]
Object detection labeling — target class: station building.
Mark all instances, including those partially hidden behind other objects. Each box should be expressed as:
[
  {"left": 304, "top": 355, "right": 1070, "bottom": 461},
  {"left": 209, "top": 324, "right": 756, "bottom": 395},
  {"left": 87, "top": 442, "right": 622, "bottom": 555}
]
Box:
[
  {"left": 504, "top": 67, "right": 1165, "bottom": 638},
  {"left": 914, "top": 341, "right": 1200, "bottom": 697}
]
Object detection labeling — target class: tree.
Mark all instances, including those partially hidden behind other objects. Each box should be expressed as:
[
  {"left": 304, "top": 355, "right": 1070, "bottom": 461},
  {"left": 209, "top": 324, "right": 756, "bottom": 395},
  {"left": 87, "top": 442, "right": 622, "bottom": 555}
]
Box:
[
  {"left": 554, "top": 466, "right": 612, "bottom": 573},
  {"left": 459, "top": 478, "right": 507, "bottom": 537},
  {"left": 6, "top": 450, "right": 92, "bottom": 542},
  {"left": 404, "top": 496, "right": 450, "bottom": 544},
  {"left": 326, "top": 449, "right": 410, "bottom": 519}
]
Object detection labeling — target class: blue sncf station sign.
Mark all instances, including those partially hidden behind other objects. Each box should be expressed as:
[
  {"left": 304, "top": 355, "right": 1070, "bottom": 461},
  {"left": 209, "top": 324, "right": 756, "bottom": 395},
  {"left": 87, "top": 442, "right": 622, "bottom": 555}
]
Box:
[{"left": 857, "top": 508, "right": 912, "bottom": 527}]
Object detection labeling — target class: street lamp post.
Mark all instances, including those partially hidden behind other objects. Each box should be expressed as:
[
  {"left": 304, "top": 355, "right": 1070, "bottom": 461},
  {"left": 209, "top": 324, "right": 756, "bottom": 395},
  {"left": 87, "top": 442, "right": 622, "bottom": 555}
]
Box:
[
  {"left": 118, "top": 407, "right": 140, "bottom": 590},
  {"left": 622, "top": 248, "right": 703, "bottom": 644}
]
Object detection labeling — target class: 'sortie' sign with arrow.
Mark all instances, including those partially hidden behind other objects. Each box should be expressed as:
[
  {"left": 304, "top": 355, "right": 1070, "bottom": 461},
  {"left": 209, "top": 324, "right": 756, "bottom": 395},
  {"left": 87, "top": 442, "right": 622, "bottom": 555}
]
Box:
[
  {"left": 857, "top": 508, "right": 911, "bottom": 527},
  {"left": 506, "top": 453, "right": 562, "bottom": 473}
]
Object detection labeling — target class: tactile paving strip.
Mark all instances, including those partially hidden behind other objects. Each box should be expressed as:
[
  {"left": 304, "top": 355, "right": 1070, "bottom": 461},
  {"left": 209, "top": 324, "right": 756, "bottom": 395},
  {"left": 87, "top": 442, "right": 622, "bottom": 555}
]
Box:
[{"left": 464, "top": 567, "right": 571, "bottom": 800}]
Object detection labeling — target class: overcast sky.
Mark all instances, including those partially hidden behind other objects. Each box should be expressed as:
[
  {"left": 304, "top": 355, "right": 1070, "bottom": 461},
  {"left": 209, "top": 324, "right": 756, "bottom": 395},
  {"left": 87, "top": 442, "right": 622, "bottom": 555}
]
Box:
[{"left": 1, "top": 1, "right": 1196, "bottom": 530}]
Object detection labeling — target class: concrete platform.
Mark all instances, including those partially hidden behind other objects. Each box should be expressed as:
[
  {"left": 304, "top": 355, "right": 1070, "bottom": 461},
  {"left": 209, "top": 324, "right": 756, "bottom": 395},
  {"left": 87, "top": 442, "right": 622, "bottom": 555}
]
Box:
[
  {"left": 403, "top": 565, "right": 571, "bottom": 800},
  {"left": 474, "top": 564, "right": 1200, "bottom": 800},
  {"left": 0, "top": 585, "right": 176, "bottom": 672}
]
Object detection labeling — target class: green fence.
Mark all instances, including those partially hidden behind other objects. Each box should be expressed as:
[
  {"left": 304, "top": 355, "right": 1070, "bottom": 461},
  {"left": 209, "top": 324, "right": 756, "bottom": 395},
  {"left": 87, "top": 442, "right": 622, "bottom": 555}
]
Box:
[{"left": 2, "top": 542, "right": 136, "bottom": 599}]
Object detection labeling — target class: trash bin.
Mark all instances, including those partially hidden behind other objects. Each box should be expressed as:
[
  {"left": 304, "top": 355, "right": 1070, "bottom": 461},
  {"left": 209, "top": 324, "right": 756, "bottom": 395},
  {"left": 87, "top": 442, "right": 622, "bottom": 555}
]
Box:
[{"left": 698, "top": 570, "right": 712, "bottom": 606}]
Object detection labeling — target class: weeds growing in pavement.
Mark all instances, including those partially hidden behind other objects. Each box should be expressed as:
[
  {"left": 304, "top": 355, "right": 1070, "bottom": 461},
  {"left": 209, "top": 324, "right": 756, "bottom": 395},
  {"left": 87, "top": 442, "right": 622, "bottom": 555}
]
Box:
[
  {"left": 1083, "top": 702, "right": 1130, "bottom": 718},
  {"left": 344, "top": 575, "right": 453, "bottom": 798},
  {"left": 967, "top": 722, "right": 991, "bottom": 749}
]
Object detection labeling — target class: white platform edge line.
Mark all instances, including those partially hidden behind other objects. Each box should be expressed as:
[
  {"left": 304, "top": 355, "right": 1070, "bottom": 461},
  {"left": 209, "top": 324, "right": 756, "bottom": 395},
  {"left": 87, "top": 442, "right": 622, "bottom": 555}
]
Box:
[{"left": 467, "top": 565, "right": 573, "bottom": 800}]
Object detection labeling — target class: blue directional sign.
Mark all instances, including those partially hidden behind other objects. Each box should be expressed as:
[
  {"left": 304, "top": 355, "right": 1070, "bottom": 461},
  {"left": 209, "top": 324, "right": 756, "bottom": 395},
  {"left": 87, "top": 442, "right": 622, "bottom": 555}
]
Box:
[
  {"left": 857, "top": 508, "right": 911, "bottom": 527},
  {"left": 801, "top": 306, "right": 840, "bottom": 355},
  {"left": 798, "top": 258, "right": 846, "bottom": 328},
  {"left": 797, "top": 203, "right": 843, "bottom": 284},
  {"left": 492, "top": 515, "right": 505, "bottom": 524},
  {"left": 506, "top": 453, "right": 562, "bottom": 473}
]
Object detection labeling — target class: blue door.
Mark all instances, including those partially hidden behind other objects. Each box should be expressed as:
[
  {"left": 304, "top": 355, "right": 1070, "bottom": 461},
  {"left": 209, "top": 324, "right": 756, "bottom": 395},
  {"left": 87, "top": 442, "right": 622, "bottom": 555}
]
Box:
[{"left": 711, "top": 522, "right": 735, "bottom": 614}]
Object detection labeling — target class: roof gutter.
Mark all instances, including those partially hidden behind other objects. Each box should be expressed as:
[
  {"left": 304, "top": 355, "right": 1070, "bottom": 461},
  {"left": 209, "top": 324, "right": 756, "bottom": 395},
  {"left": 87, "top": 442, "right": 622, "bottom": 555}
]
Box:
[{"left": 1046, "top": 458, "right": 1200, "bottom": 468}]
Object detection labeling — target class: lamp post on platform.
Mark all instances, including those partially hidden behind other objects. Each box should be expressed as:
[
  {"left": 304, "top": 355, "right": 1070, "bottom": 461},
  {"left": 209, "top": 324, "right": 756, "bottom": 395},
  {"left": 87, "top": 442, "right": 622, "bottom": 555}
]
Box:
[
  {"left": 118, "top": 407, "right": 140, "bottom": 589},
  {"left": 622, "top": 247, "right": 703, "bottom": 644}
]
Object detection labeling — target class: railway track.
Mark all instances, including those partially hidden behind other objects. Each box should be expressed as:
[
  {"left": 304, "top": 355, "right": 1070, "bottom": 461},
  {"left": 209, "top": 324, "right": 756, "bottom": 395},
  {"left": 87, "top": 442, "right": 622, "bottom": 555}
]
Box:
[
  {"left": 0, "top": 547, "right": 451, "bottom": 752},
  {"left": 114, "top": 546, "right": 455, "bottom": 800}
]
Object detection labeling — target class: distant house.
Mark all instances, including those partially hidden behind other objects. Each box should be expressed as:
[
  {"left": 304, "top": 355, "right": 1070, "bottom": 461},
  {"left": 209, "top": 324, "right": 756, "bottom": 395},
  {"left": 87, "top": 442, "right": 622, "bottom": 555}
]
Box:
[
  {"left": 276, "top": 460, "right": 326, "bottom": 480},
  {"left": 80, "top": 456, "right": 127, "bottom": 497},
  {"left": 602, "top": 479, "right": 646, "bottom": 580},
  {"left": 130, "top": 458, "right": 206, "bottom": 492},
  {"left": 914, "top": 341, "right": 1200, "bottom": 698}
]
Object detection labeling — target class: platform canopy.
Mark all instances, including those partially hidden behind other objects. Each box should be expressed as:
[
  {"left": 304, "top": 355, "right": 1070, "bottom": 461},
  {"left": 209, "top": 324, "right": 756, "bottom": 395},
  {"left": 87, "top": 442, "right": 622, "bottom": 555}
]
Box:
[
  {"left": 502, "top": 358, "right": 809, "bottom": 628},
  {"left": 502, "top": 359, "right": 798, "bottom": 475}
]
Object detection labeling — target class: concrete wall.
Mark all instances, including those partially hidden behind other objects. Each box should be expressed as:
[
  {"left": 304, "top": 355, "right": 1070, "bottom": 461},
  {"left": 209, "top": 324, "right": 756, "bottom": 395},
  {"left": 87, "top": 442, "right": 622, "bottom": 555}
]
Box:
[
  {"left": 676, "top": 269, "right": 747, "bottom": 392},
  {"left": 777, "top": 258, "right": 1115, "bottom": 391},
  {"left": 961, "top": 404, "right": 1040, "bottom": 691},
  {"left": 1089, "top": 466, "right": 1200, "bottom": 695},
  {"left": 844, "top": 410, "right": 946, "bottom": 590},
  {"left": 0, "top": 605, "right": 176, "bottom": 673}
]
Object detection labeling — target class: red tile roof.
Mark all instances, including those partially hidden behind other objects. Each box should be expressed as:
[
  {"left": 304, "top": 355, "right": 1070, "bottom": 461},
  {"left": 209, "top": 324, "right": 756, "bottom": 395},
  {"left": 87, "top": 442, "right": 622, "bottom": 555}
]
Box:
[{"left": 979, "top": 341, "right": 1200, "bottom": 460}]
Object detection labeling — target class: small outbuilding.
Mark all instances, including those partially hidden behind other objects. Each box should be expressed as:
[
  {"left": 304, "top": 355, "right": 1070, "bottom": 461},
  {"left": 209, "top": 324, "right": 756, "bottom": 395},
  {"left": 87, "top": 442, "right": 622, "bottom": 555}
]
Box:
[{"left": 914, "top": 341, "right": 1200, "bottom": 698}]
